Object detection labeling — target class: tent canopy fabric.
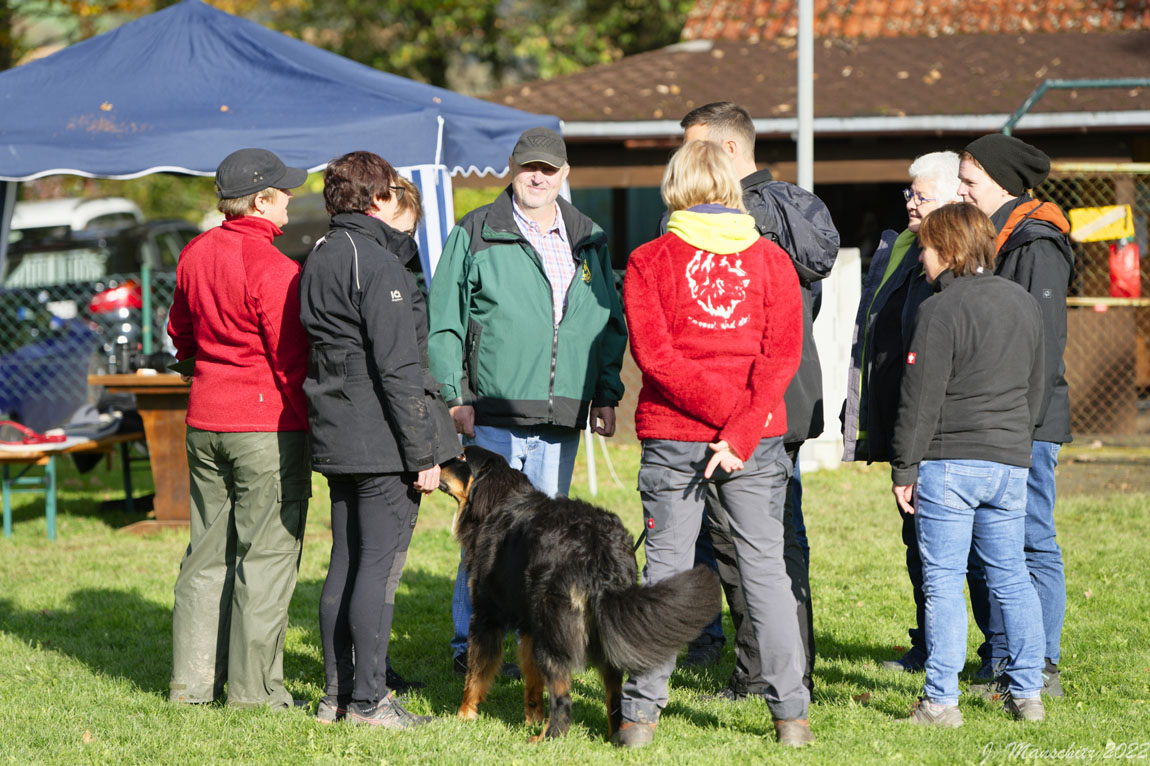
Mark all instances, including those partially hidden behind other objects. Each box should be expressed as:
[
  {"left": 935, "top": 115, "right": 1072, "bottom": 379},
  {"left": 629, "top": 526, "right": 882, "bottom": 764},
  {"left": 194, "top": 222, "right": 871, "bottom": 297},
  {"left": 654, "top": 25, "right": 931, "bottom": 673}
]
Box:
[{"left": 0, "top": 0, "right": 560, "bottom": 181}]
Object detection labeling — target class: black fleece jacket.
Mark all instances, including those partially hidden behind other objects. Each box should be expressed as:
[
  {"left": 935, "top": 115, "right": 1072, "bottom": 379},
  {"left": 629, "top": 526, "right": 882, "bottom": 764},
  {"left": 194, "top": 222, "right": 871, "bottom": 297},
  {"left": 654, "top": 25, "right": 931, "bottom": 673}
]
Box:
[{"left": 891, "top": 269, "right": 1045, "bottom": 486}]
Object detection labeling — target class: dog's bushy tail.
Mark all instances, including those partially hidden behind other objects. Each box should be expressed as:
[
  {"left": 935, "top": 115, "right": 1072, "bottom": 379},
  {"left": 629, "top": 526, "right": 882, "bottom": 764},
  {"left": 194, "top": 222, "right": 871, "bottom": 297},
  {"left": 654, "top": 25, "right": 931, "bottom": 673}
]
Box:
[{"left": 595, "top": 565, "right": 721, "bottom": 673}]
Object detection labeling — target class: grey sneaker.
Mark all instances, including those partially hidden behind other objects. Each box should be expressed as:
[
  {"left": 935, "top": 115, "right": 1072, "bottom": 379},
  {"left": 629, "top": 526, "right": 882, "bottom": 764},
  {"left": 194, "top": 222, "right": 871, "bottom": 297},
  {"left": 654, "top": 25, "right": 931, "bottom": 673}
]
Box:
[
  {"left": 1042, "top": 665, "right": 1064, "bottom": 698},
  {"left": 682, "top": 634, "right": 724, "bottom": 667},
  {"left": 316, "top": 696, "right": 348, "bottom": 724},
  {"left": 774, "top": 718, "right": 814, "bottom": 747},
  {"left": 611, "top": 721, "right": 656, "bottom": 748},
  {"left": 900, "top": 698, "right": 964, "bottom": 728},
  {"left": 1004, "top": 693, "right": 1046, "bottom": 722},
  {"left": 348, "top": 693, "right": 433, "bottom": 729}
]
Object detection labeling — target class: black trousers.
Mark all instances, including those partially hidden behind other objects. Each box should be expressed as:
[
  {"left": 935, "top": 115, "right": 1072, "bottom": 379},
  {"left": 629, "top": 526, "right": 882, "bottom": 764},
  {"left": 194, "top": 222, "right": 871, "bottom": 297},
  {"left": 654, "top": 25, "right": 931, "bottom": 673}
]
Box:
[{"left": 320, "top": 472, "right": 420, "bottom": 705}]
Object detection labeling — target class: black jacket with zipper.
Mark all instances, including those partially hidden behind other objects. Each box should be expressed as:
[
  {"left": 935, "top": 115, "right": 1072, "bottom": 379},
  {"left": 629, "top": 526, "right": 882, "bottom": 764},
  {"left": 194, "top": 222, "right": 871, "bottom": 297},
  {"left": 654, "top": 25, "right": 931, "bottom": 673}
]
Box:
[
  {"left": 299, "top": 212, "right": 457, "bottom": 475},
  {"left": 991, "top": 196, "right": 1074, "bottom": 444},
  {"left": 891, "top": 269, "right": 1045, "bottom": 486}
]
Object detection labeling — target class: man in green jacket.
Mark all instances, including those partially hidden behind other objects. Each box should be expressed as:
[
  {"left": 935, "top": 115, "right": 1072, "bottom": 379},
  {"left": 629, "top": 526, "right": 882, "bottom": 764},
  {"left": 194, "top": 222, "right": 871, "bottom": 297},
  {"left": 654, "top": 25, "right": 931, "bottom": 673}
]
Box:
[{"left": 428, "top": 127, "right": 627, "bottom": 674}]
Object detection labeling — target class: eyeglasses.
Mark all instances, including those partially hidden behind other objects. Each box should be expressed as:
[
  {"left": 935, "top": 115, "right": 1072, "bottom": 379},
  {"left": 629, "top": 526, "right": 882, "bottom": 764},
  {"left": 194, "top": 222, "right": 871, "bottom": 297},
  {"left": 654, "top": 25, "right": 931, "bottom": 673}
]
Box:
[
  {"left": 390, "top": 185, "right": 406, "bottom": 202},
  {"left": 902, "top": 187, "right": 936, "bottom": 206}
]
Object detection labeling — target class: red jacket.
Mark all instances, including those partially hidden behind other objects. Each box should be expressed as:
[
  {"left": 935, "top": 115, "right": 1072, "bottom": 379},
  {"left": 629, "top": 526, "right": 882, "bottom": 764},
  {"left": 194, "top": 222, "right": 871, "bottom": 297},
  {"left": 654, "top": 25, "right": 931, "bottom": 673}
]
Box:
[
  {"left": 624, "top": 213, "right": 802, "bottom": 460},
  {"left": 168, "top": 216, "right": 309, "bottom": 432}
]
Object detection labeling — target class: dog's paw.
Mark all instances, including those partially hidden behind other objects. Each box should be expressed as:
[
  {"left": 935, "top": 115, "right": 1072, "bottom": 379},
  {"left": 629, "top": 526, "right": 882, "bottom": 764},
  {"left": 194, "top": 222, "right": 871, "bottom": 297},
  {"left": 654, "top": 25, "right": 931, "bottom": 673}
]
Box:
[{"left": 456, "top": 707, "right": 480, "bottom": 720}]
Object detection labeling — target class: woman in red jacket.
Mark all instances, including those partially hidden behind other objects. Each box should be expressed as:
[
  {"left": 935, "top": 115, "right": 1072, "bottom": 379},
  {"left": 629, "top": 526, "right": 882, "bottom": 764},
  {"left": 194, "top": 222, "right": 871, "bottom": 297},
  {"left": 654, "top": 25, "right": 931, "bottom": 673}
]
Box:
[{"left": 615, "top": 140, "right": 810, "bottom": 749}]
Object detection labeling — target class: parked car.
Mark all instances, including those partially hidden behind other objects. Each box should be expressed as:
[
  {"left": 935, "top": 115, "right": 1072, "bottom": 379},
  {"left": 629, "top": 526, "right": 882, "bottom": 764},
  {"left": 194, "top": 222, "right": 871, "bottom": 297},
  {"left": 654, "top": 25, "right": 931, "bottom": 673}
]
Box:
[
  {"left": 6, "top": 197, "right": 146, "bottom": 286},
  {"left": 2, "top": 215, "right": 201, "bottom": 368}
]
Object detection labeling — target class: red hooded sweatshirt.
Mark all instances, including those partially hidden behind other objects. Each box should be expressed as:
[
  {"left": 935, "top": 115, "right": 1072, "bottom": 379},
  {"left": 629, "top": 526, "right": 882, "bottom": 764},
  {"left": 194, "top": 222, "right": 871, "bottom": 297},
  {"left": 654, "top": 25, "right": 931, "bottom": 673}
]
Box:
[{"left": 623, "top": 209, "right": 802, "bottom": 460}]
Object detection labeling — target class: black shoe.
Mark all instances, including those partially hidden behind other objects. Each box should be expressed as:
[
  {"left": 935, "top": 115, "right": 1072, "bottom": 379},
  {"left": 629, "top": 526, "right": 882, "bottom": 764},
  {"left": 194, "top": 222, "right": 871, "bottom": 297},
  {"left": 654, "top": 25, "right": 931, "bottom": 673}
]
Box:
[
  {"left": 452, "top": 654, "right": 521, "bottom": 679},
  {"left": 386, "top": 666, "right": 425, "bottom": 695},
  {"left": 681, "top": 634, "right": 724, "bottom": 667},
  {"left": 882, "top": 648, "right": 927, "bottom": 672},
  {"left": 1042, "top": 663, "right": 1064, "bottom": 698},
  {"left": 701, "top": 684, "right": 765, "bottom": 703},
  {"left": 968, "top": 674, "right": 1010, "bottom": 702}
]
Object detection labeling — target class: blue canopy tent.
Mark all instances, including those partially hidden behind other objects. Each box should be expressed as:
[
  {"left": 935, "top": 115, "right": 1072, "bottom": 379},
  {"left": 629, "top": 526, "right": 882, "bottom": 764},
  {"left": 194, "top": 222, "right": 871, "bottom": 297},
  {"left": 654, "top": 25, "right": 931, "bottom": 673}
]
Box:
[
  {"left": 0, "top": 0, "right": 561, "bottom": 275},
  {"left": 0, "top": 0, "right": 560, "bottom": 436}
]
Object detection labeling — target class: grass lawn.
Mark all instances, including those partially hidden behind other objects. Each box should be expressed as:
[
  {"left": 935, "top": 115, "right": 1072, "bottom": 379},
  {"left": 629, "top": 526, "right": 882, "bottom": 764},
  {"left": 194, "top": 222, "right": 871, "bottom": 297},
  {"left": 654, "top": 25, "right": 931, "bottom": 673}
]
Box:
[{"left": 1, "top": 438, "right": 1147, "bottom": 764}]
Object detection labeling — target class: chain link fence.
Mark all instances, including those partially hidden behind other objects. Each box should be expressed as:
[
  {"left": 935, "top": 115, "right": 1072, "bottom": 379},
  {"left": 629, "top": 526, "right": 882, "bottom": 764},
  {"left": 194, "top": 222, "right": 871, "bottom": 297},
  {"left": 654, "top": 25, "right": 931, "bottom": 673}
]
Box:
[
  {"left": 1037, "top": 163, "right": 1150, "bottom": 441},
  {"left": 0, "top": 270, "right": 176, "bottom": 432}
]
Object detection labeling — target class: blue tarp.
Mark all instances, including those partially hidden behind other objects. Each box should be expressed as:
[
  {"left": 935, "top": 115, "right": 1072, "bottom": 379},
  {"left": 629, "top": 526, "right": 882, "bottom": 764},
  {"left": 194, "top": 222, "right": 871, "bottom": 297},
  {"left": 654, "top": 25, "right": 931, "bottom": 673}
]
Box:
[{"left": 0, "top": 0, "right": 559, "bottom": 181}]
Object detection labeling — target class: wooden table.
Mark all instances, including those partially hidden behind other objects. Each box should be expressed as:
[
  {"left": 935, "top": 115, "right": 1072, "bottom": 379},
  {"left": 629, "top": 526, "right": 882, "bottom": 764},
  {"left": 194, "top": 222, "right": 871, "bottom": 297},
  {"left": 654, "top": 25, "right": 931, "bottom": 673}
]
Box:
[{"left": 89, "top": 373, "right": 190, "bottom": 534}]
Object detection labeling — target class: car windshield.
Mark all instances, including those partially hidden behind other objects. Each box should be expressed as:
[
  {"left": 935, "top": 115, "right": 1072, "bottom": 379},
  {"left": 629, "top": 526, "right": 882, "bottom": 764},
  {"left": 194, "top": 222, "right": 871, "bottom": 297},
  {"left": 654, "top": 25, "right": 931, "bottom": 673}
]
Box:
[{"left": 2, "top": 241, "right": 114, "bottom": 288}]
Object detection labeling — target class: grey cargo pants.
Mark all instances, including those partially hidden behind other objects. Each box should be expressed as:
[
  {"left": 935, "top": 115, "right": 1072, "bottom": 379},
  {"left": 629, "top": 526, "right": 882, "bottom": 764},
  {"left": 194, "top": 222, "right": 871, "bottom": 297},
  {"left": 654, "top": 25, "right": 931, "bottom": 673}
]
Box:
[{"left": 621, "top": 437, "right": 810, "bottom": 724}]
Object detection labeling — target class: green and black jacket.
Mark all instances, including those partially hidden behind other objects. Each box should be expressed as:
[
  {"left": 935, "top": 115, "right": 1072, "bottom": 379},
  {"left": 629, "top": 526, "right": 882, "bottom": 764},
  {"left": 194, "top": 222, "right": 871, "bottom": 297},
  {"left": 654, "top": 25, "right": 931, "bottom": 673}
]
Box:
[{"left": 428, "top": 187, "right": 626, "bottom": 429}]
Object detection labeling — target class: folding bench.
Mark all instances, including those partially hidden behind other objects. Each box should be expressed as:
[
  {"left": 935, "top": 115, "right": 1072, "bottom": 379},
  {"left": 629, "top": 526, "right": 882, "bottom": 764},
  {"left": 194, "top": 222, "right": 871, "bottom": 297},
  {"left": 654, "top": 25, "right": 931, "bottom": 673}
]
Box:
[{"left": 1, "top": 432, "right": 146, "bottom": 541}]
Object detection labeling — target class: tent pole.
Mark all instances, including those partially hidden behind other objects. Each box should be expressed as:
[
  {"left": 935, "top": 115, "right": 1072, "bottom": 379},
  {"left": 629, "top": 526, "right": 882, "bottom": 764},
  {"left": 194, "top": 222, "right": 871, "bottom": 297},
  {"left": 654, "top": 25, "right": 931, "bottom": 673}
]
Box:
[
  {"left": 435, "top": 116, "right": 445, "bottom": 168},
  {"left": 0, "top": 182, "right": 16, "bottom": 279}
]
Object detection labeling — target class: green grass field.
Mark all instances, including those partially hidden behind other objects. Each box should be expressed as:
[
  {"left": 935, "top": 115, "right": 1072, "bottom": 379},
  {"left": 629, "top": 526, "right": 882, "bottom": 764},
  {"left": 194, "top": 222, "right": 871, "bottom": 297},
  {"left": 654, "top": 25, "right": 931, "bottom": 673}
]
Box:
[{"left": 1, "top": 439, "right": 1147, "bottom": 764}]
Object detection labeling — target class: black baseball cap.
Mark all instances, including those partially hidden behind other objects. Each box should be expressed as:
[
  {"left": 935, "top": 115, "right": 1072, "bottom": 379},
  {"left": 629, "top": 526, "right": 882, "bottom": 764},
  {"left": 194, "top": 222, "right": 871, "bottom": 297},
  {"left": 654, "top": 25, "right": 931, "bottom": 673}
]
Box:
[
  {"left": 215, "top": 148, "right": 308, "bottom": 199},
  {"left": 511, "top": 127, "right": 567, "bottom": 168}
]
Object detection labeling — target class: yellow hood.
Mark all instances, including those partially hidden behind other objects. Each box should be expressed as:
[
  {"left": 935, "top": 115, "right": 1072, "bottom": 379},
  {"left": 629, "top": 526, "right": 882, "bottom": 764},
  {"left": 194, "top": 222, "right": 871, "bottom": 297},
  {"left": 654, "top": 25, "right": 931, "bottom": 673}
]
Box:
[{"left": 667, "top": 210, "right": 760, "bottom": 255}]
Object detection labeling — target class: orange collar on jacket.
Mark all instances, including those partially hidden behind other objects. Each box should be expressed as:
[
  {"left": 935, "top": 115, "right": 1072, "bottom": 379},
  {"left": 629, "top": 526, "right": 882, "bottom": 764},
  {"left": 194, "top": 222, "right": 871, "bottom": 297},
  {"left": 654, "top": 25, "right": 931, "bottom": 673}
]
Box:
[{"left": 995, "top": 199, "right": 1070, "bottom": 254}]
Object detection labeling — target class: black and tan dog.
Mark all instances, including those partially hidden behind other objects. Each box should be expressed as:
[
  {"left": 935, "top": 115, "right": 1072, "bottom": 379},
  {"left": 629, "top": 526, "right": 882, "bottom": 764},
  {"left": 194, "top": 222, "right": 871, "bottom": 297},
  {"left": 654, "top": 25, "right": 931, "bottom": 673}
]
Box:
[{"left": 438, "top": 445, "right": 720, "bottom": 742}]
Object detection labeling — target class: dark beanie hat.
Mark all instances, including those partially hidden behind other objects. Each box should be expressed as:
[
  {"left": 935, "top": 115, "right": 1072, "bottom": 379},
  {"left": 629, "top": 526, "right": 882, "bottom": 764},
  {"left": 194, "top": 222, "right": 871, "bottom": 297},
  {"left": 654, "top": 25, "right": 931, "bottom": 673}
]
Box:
[{"left": 963, "top": 134, "right": 1051, "bottom": 196}]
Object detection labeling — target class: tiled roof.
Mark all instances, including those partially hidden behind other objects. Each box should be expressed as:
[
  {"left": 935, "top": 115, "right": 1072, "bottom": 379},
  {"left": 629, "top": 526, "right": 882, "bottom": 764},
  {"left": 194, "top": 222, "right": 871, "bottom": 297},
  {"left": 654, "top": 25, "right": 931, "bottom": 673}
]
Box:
[
  {"left": 683, "top": 0, "right": 1150, "bottom": 42},
  {"left": 484, "top": 31, "right": 1150, "bottom": 126}
]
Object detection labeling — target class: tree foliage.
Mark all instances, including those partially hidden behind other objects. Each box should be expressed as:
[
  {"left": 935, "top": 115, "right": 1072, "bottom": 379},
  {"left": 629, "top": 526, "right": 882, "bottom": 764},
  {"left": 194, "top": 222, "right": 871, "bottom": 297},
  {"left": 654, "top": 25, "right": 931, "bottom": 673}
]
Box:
[{"left": 5, "top": 0, "right": 693, "bottom": 218}]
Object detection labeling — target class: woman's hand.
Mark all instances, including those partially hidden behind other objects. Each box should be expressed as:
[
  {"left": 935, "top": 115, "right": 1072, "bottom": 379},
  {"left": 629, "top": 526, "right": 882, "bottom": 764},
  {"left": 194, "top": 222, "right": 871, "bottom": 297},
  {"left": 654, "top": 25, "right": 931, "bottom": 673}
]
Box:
[
  {"left": 704, "top": 440, "right": 744, "bottom": 478},
  {"left": 892, "top": 483, "right": 916, "bottom": 514},
  {"left": 414, "top": 464, "right": 441, "bottom": 494}
]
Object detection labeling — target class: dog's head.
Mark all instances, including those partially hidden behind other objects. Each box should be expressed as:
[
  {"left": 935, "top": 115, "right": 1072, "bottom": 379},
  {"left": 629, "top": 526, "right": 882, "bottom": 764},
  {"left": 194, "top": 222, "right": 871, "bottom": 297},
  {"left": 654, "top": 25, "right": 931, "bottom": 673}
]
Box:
[{"left": 437, "top": 445, "right": 515, "bottom": 541}]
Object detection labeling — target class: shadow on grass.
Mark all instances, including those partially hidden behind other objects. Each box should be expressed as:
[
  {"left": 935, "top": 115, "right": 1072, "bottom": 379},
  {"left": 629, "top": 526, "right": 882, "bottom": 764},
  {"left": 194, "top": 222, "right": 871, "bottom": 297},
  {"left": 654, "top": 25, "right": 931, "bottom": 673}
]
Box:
[
  {"left": 285, "top": 568, "right": 464, "bottom": 710},
  {"left": 3, "top": 457, "right": 156, "bottom": 534},
  {"left": 0, "top": 589, "right": 172, "bottom": 695}
]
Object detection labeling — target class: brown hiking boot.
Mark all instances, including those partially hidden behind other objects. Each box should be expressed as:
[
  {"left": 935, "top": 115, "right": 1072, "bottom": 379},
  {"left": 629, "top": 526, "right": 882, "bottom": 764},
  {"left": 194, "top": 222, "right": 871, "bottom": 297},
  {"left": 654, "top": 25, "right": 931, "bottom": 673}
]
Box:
[
  {"left": 611, "top": 721, "right": 656, "bottom": 748},
  {"left": 774, "top": 718, "right": 814, "bottom": 747}
]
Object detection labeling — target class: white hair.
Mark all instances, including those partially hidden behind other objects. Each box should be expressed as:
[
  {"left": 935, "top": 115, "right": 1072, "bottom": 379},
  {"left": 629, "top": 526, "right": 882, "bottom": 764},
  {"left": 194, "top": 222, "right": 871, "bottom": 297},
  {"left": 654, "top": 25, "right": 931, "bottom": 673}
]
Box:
[{"left": 908, "top": 151, "right": 961, "bottom": 202}]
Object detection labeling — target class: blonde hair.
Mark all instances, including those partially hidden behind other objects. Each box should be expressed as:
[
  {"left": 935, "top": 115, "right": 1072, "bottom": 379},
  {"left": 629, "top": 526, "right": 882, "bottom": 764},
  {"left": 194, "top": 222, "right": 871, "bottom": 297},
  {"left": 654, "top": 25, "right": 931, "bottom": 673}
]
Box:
[
  {"left": 395, "top": 176, "right": 423, "bottom": 233},
  {"left": 918, "top": 202, "right": 997, "bottom": 277},
  {"left": 217, "top": 187, "right": 278, "bottom": 217},
  {"left": 661, "top": 140, "right": 745, "bottom": 213}
]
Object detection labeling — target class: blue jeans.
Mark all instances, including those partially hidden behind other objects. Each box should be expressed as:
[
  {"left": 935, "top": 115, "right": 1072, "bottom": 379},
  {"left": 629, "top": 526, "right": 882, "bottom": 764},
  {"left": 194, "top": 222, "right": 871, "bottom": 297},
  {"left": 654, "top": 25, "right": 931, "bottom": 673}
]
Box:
[
  {"left": 915, "top": 459, "right": 1043, "bottom": 705},
  {"left": 968, "top": 441, "right": 1065, "bottom": 667},
  {"left": 449, "top": 424, "right": 581, "bottom": 657}
]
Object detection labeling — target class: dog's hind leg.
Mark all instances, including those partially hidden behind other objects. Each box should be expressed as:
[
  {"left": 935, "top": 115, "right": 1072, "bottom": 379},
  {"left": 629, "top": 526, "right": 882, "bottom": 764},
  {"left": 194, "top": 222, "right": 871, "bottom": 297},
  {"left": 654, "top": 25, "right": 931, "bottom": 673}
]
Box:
[
  {"left": 528, "top": 671, "right": 572, "bottom": 743},
  {"left": 598, "top": 664, "right": 623, "bottom": 739},
  {"left": 458, "top": 628, "right": 502, "bottom": 720},
  {"left": 519, "top": 634, "right": 545, "bottom": 725}
]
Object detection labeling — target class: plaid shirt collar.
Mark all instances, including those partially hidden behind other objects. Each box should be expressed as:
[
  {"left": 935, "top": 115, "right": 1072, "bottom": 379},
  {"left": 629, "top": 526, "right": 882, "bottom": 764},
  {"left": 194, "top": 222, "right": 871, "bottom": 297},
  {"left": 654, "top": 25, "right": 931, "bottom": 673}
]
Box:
[{"left": 512, "top": 198, "right": 567, "bottom": 245}]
